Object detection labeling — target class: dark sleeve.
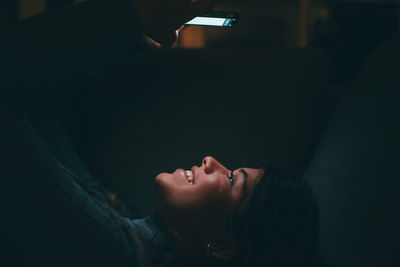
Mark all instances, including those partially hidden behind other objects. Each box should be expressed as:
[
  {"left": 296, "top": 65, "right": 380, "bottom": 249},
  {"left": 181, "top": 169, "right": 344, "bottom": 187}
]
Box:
[
  {"left": 0, "top": 0, "right": 143, "bottom": 108},
  {"left": 0, "top": 113, "right": 150, "bottom": 267}
]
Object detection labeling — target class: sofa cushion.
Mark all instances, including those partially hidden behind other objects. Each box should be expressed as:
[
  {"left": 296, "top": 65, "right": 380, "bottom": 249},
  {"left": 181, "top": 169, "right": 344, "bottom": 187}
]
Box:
[{"left": 303, "top": 33, "right": 400, "bottom": 267}]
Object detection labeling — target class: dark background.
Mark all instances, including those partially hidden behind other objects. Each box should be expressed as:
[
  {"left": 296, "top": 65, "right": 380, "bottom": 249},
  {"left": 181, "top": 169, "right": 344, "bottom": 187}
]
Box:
[
  {"left": 1, "top": 2, "right": 399, "bottom": 267},
  {"left": 3, "top": 0, "right": 399, "bottom": 86},
  {"left": 2, "top": 0, "right": 399, "bottom": 214}
]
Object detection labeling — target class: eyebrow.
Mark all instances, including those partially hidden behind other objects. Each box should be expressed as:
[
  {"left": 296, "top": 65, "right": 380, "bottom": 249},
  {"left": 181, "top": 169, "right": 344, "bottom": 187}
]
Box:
[{"left": 240, "top": 169, "right": 248, "bottom": 194}]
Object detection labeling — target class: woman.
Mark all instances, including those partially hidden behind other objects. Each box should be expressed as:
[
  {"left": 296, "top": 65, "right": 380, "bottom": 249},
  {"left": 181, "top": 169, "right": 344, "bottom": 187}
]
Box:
[
  {"left": 127, "top": 156, "right": 320, "bottom": 267},
  {"left": 23, "top": 112, "right": 319, "bottom": 267},
  {"left": 19, "top": 104, "right": 318, "bottom": 267},
  {"left": 0, "top": 0, "right": 319, "bottom": 266}
]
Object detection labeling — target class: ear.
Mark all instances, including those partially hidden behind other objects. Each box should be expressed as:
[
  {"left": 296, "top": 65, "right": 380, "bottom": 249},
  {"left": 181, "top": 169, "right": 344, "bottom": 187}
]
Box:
[{"left": 208, "top": 236, "right": 240, "bottom": 260}]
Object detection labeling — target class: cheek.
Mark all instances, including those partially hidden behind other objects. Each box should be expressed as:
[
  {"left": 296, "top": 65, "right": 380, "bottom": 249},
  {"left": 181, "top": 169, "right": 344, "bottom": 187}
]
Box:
[
  {"left": 156, "top": 174, "right": 231, "bottom": 212},
  {"left": 155, "top": 175, "right": 235, "bottom": 234},
  {"left": 202, "top": 175, "right": 232, "bottom": 197},
  {"left": 189, "top": 176, "right": 233, "bottom": 213}
]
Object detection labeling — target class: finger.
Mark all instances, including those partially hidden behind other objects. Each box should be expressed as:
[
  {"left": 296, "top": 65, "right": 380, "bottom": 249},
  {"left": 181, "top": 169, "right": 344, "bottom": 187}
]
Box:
[
  {"left": 150, "top": 30, "right": 179, "bottom": 49},
  {"left": 141, "top": 34, "right": 162, "bottom": 49},
  {"left": 177, "top": 25, "right": 187, "bottom": 33}
]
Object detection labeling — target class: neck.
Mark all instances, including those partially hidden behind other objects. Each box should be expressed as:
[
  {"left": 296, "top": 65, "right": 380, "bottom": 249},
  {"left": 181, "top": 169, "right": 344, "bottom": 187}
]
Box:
[{"left": 131, "top": 214, "right": 211, "bottom": 265}]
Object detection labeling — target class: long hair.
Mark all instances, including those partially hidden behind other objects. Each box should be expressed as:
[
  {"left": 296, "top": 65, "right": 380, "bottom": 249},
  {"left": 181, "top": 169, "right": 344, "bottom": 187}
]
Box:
[
  {"left": 147, "top": 165, "right": 322, "bottom": 267},
  {"left": 230, "top": 165, "right": 321, "bottom": 267},
  {"left": 102, "top": 165, "right": 321, "bottom": 267}
]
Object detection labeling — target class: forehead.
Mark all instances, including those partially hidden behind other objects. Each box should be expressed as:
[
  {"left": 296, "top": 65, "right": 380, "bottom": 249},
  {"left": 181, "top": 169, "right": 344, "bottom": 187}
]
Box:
[
  {"left": 235, "top": 168, "right": 264, "bottom": 212},
  {"left": 242, "top": 167, "right": 264, "bottom": 191}
]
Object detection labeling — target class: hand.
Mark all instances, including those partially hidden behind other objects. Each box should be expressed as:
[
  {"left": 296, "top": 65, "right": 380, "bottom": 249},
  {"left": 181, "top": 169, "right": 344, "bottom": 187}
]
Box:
[
  {"left": 142, "top": 25, "right": 186, "bottom": 49},
  {"left": 131, "top": 0, "right": 214, "bottom": 36}
]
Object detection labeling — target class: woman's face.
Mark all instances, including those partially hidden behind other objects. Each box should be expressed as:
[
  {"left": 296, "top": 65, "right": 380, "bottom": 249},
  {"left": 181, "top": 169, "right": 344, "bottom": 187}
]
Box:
[{"left": 155, "top": 156, "right": 264, "bottom": 240}]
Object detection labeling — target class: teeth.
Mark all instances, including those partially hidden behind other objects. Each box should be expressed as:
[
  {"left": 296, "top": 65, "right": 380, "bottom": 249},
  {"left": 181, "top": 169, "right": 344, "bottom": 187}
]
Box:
[{"left": 185, "top": 170, "right": 194, "bottom": 184}]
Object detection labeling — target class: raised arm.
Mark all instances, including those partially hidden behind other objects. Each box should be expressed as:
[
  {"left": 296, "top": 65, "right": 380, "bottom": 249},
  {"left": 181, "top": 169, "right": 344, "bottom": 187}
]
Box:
[
  {"left": 0, "top": 0, "right": 142, "bottom": 108},
  {"left": 0, "top": 0, "right": 214, "bottom": 109}
]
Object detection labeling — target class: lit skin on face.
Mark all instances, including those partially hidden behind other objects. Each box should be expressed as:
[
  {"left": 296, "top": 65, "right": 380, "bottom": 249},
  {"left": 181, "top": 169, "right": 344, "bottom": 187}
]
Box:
[{"left": 155, "top": 156, "right": 264, "bottom": 246}]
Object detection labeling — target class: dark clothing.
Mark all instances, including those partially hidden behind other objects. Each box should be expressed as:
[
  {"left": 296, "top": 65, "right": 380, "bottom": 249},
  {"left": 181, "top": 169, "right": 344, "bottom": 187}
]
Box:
[
  {"left": 0, "top": 1, "right": 155, "bottom": 266},
  {"left": 2, "top": 0, "right": 398, "bottom": 266},
  {"left": 0, "top": 113, "right": 149, "bottom": 267},
  {"left": 0, "top": 0, "right": 142, "bottom": 110},
  {"left": 130, "top": 214, "right": 174, "bottom": 258}
]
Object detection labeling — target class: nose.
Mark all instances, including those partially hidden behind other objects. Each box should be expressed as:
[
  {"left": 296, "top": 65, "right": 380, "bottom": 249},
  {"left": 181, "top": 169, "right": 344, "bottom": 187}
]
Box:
[{"left": 201, "top": 156, "right": 229, "bottom": 174}]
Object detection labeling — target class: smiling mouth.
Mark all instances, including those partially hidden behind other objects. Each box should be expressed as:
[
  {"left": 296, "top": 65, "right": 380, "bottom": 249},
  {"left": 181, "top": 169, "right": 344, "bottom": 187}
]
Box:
[{"left": 185, "top": 170, "right": 194, "bottom": 184}]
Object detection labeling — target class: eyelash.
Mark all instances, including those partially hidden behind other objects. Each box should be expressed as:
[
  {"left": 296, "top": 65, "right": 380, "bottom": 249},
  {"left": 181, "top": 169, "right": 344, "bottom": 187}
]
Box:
[{"left": 227, "top": 170, "right": 234, "bottom": 185}]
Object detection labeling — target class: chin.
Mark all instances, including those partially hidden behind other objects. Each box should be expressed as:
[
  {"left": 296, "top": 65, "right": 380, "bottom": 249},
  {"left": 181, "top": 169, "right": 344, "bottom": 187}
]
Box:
[
  {"left": 154, "top": 173, "right": 169, "bottom": 193},
  {"left": 155, "top": 172, "right": 169, "bottom": 183}
]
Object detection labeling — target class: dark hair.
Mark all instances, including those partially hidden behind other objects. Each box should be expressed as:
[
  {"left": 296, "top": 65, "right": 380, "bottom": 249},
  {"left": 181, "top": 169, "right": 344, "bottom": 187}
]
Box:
[
  {"left": 125, "top": 165, "right": 321, "bottom": 267},
  {"left": 230, "top": 165, "right": 321, "bottom": 267}
]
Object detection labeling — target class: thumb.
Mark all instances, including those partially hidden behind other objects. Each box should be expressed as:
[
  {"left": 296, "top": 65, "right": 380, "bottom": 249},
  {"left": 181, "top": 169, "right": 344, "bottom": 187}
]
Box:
[{"left": 150, "top": 29, "right": 182, "bottom": 49}]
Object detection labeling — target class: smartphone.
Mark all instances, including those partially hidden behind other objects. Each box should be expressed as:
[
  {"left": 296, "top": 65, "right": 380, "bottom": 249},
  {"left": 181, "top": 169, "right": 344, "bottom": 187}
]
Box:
[{"left": 185, "top": 12, "right": 239, "bottom": 27}]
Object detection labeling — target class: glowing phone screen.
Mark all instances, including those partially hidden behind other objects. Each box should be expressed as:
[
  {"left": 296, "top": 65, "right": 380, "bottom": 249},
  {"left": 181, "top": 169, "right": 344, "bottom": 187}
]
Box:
[{"left": 185, "top": 17, "right": 236, "bottom": 27}]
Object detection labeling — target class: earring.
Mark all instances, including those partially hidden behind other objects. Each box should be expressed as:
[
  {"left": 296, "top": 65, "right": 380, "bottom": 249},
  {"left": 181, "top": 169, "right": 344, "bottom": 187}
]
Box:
[{"left": 206, "top": 242, "right": 216, "bottom": 257}]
